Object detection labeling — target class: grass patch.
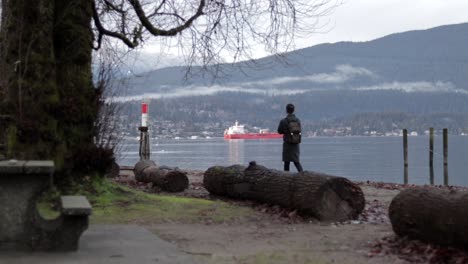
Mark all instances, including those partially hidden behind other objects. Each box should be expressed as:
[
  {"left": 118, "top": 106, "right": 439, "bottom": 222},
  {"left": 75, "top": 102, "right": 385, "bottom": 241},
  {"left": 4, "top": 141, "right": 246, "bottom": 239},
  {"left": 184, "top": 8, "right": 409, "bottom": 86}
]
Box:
[{"left": 37, "top": 177, "right": 254, "bottom": 224}]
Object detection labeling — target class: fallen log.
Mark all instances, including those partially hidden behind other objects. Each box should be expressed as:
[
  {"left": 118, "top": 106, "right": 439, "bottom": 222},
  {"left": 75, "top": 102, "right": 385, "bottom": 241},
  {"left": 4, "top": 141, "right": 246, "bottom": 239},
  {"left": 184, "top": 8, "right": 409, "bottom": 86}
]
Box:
[
  {"left": 204, "top": 161, "right": 365, "bottom": 221},
  {"left": 134, "top": 160, "right": 189, "bottom": 192},
  {"left": 134, "top": 160, "right": 156, "bottom": 175},
  {"left": 389, "top": 187, "right": 468, "bottom": 249},
  {"left": 105, "top": 161, "right": 120, "bottom": 178}
]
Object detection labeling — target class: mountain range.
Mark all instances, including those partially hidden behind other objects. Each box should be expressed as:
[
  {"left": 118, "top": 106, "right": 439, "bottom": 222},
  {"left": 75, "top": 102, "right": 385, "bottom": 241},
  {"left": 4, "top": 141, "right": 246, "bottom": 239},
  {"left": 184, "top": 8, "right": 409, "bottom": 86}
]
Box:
[
  {"left": 114, "top": 23, "right": 468, "bottom": 133},
  {"left": 118, "top": 22, "right": 468, "bottom": 97}
]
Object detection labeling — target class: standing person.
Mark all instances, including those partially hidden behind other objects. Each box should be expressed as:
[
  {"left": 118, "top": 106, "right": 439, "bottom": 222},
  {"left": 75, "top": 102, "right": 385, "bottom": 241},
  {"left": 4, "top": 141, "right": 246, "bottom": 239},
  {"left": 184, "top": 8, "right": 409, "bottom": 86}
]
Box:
[{"left": 277, "top": 103, "right": 304, "bottom": 172}]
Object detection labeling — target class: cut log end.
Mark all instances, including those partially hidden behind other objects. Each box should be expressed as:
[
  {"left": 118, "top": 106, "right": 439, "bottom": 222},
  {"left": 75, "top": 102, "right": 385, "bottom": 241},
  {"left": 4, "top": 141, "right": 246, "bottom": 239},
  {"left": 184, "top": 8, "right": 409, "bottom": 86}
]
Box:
[
  {"left": 134, "top": 160, "right": 188, "bottom": 192},
  {"left": 318, "top": 177, "right": 365, "bottom": 221},
  {"left": 134, "top": 160, "right": 157, "bottom": 179},
  {"left": 153, "top": 170, "right": 189, "bottom": 193}
]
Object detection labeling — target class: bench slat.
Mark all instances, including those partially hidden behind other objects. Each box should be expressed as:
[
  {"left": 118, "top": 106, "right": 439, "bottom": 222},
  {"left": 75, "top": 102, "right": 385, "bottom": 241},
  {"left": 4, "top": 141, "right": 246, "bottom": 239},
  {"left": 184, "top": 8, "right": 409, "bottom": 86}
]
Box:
[
  {"left": 61, "top": 196, "right": 92, "bottom": 216},
  {"left": 0, "top": 160, "right": 27, "bottom": 174},
  {"left": 0, "top": 160, "right": 54, "bottom": 174},
  {"left": 24, "top": 160, "right": 55, "bottom": 174}
]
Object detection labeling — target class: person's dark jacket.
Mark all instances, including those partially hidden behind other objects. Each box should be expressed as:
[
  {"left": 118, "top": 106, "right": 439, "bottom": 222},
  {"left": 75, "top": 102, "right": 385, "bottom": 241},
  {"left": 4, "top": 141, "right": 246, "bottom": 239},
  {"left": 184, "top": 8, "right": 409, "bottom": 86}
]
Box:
[{"left": 277, "top": 114, "right": 301, "bottom": 162}]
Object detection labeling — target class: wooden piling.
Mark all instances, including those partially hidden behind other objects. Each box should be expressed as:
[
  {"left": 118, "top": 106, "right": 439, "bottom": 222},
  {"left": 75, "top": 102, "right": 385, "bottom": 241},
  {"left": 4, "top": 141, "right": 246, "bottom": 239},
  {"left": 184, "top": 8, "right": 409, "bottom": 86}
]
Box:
[
  {"left": 443, "top": 128, "right": 448, "bottom": 186},
  {"left": 429, "top": 127, "right": 434, "bottom": 185},
  {"left": 139, "top": 126, "right": 150, "bottom": 160},
  {"left": 403, "top": 129, "right": 408, "bottom": 184}
]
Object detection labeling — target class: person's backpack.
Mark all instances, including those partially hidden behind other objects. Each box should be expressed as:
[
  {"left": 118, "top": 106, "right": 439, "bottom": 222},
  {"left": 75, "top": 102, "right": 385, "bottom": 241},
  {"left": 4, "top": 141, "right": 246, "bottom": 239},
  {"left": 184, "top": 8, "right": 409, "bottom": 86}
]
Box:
[{"left": 286, "top": 118, "right": 301, "bottom": 144}]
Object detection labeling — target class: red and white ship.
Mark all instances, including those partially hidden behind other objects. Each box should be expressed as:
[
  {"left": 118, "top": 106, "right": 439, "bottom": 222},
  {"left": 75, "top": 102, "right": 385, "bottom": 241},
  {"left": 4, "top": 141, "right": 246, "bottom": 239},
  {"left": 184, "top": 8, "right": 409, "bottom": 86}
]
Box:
[{"left": 224, "top": 121, "right": 282, "bottom": 140}]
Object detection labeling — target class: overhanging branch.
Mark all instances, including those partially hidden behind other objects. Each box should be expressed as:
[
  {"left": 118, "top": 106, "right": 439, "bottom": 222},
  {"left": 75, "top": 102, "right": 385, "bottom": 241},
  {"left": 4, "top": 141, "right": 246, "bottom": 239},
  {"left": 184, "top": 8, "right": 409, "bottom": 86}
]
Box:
[
  {"left": 92, "top": 1, "right": 138, "bottom": 48},
  {"left": 128, "top": 0, "right": 205, "bottom": 36}
]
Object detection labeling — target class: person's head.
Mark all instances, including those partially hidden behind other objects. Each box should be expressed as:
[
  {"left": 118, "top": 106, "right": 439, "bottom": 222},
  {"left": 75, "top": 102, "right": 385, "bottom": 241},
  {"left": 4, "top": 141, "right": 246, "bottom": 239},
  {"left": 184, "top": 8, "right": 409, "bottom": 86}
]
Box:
[{"left": 286, "top": 103, "right": 295, "bottom": 114}]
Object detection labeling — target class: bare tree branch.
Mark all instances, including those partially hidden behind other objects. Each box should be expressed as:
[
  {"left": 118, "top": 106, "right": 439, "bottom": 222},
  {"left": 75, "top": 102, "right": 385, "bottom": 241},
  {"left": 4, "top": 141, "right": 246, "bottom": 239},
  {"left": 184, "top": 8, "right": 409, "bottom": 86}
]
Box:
[
  {"left": 91, "top": 0, "right": 340, "bottom": 67},
  {"left": 127, "top": 0, "right": 205, "bottom": 36},
  {"left": 93, "top": 1, "right": 139, "bottom": 48},
  {"left": 103, "top": 0, "right": 126, "bottom": 13}
]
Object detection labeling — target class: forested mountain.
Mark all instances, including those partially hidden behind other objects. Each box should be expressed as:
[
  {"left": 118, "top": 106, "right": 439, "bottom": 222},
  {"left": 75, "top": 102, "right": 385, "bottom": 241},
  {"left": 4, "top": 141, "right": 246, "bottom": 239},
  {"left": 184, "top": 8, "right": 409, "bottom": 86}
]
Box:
[
  {"left": 115, "top": 23, "right": 468, "bottom": 134},
  {"left": 119, "top": 22, "right": 468, "bottom": 96},
  {"left": 119, "top": 90, "right": 468, "bottom": 136}
]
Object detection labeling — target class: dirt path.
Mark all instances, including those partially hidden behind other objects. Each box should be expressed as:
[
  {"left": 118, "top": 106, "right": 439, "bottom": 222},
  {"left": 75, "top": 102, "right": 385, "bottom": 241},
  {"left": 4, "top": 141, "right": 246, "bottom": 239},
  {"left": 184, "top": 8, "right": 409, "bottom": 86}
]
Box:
[
  {"left": 116, "top": 168, "right": 409, "bottom": 263},
  {"left": 150, "top": 221, "right": 404, "bottom": 264}
]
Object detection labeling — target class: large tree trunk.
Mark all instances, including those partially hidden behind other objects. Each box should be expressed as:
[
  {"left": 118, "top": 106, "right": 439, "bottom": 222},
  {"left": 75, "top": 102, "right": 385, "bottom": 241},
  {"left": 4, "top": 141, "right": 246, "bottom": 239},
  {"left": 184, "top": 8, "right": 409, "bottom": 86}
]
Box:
[
  {"left": 0, "top": 0, "right": 106, "bottom": 181},
  {"left": 1, "top": 0, "right": 59, "bottom": 160},
  {"left": 389, "top": 187, "right": 468, "bottom": 249},
  {"left": 204, "top": 162, "right": 365, "bottom": 221},
  {"left": 134, "top": 160, "right": 189, "bottom": 192},
  {"left": 53, "top": 0, "right": 99, "bottom": 172}
]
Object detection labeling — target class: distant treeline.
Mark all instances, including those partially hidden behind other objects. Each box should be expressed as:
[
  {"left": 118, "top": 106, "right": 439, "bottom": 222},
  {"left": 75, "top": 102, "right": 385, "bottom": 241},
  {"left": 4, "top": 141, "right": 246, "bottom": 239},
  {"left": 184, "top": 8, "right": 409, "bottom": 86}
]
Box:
[{"left": 118, "top": 90, "right": 468, "bottom": 135}]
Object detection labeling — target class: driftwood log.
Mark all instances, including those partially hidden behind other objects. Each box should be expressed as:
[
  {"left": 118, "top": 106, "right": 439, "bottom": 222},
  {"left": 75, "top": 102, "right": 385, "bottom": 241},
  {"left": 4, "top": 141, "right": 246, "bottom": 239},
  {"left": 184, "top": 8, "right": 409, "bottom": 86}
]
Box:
[
  {"left": 105, "top": 161, "right": 120, "bottom": 178},
  {"left": 389, "top": 187, "right": 468, "bottom": 249},
  {"left": 204, "top": 161, "right": 365, "bottom": 221},
  {"left": 134, "top": 160, "right": 189, "bottom": 192}
]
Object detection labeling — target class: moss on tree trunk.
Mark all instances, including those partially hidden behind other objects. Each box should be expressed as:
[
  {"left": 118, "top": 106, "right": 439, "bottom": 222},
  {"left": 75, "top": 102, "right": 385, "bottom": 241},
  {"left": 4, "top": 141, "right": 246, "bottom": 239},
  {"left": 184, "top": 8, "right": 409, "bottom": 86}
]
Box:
[
  {"left": 1, "top": 0, "right": 60, "bottom": 160},
  {"left": 53, "top": 0, "right": 99, "bottom": 173},
  {"left": 0, "top": 0, "right": 106, "bottom": 183}
]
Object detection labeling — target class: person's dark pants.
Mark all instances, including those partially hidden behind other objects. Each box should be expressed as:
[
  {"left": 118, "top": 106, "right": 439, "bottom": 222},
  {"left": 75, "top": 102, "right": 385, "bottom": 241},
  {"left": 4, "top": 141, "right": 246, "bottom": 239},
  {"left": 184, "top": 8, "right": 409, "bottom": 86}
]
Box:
[{"left": 284, "top": 161, "right": 303, "bottom": 172}]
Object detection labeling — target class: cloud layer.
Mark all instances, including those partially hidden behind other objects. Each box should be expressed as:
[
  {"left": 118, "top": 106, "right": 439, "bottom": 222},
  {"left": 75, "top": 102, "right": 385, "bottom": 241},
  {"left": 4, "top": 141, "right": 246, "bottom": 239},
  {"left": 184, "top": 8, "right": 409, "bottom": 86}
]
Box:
[
  {"left": 353, "top": 81, "right": 466, "bottom": 94},
  {"left": 109, "top": 65, "right": 464, "bottom": 102}
]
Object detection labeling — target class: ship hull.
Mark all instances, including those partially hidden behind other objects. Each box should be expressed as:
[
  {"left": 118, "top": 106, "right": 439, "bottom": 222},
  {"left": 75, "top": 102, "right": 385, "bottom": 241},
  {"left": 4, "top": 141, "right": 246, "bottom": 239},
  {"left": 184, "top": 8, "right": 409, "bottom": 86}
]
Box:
[{"left": 224, "top": 133, "right": 283, "bottom": 140}]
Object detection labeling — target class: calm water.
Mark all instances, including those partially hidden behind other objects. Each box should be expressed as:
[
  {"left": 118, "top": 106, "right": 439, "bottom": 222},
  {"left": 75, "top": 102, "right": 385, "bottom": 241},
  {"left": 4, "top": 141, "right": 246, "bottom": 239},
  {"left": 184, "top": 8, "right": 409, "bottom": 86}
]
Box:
[{"left": 117, "top": 136, "right": 468, "bottom": 187}]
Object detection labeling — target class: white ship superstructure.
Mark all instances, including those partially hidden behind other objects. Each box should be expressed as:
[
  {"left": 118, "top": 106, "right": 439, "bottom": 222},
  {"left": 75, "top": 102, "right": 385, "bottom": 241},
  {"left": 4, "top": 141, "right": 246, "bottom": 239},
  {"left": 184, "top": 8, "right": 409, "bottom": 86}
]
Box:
[{"left": 225, "top": 121, "right": 245, "bottom": 135}]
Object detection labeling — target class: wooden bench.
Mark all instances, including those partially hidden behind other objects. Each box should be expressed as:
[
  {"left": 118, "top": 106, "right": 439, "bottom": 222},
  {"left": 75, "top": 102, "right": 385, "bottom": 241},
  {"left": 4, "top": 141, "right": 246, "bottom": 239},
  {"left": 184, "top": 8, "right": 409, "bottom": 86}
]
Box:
[
  {"left": 61, "top": 196, "right": 92, "bottom": 215},
  {"left": 0, "top": 160, "right": 92, "bottom": 251}
]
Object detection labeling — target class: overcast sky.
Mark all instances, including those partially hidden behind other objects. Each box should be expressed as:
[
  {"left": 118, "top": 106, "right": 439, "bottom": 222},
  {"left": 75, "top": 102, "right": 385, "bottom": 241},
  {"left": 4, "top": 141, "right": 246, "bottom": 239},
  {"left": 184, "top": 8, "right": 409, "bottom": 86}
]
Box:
[
  {"left": 135, "top": 0, "right": 468, "bottom": 68},
  {"left": 306, "top": 0, "right": 468, "bottom": 46}
]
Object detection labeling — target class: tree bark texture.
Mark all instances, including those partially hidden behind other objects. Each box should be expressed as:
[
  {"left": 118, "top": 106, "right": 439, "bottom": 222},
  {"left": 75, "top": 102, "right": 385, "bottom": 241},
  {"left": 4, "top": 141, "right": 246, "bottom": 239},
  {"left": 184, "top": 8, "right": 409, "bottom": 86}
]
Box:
[
  {"left": 204, "top": 162, "right": 365, "bottom": 221},
  {"left": 389, "top": 187, "right": 468, "bottom": 249},
  {"left": 0, "top": 0, "right": 99, "bottom": 176},
  {"left": 53, "top": 0, "right": 98, "bottom": 172},
  {"left": 1, "top": 0, "right": 59, "bottom": 159},
  {"left": 134, "top": 160, "right": 189, "bottom": 193}
]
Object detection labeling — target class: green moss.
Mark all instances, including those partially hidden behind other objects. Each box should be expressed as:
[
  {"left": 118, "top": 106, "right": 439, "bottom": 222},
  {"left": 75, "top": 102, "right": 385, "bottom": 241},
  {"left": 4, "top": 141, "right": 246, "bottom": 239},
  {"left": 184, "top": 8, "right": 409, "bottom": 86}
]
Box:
[
  {"left": 36, "top": 186, "right": 61, "bottom": 220},
  {"left": 37, "top": 179, "right": 254, "bottom": 225},
  {"left": 37, "top": 201, "right": 60, "bottom": 220}
]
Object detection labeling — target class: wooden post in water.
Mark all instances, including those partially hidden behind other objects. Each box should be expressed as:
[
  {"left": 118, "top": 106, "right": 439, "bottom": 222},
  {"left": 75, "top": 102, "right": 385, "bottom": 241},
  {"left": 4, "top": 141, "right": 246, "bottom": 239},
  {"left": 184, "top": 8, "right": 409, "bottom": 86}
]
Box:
[
  {"left": 429, "top": 127, "right": 434, "bottom": 185},
  {"left": 139, "top": 102, "right": 150, "bottom": 160},
  {"left": 443, "top": 128, "right": 448, "bottom": 186},
  {"left": 403, "top": 129, "right": 408, "bottom": 184}
]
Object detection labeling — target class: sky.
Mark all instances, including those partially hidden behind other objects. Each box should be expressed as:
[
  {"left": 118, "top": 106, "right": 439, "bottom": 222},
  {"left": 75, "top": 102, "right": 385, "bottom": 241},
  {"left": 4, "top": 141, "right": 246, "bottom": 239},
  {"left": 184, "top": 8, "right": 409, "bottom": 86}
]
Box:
[
  {"left": 306, "top": 0, "right": 468, "bottom": 46},
  {"left": 132, "top": 0, "right": 468, "bottom": 70}
]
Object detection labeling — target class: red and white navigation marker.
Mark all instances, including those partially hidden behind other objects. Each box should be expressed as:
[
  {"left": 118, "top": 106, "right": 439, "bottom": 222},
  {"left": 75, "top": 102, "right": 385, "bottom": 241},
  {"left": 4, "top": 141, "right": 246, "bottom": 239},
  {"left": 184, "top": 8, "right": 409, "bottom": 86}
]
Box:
[
  {"left": 141, "top": 102, "right": 148, "bottom": 127},
  {"left": 139, "top": 101, "right": 150, "bottom": 160}
]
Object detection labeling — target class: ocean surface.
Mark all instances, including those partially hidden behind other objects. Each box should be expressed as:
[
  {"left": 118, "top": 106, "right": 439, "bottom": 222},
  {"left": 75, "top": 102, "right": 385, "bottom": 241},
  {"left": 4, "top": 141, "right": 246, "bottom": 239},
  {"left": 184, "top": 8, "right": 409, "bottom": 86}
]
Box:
[{"left": 117, "top": 136, "right": 468, "bottom": 187}]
